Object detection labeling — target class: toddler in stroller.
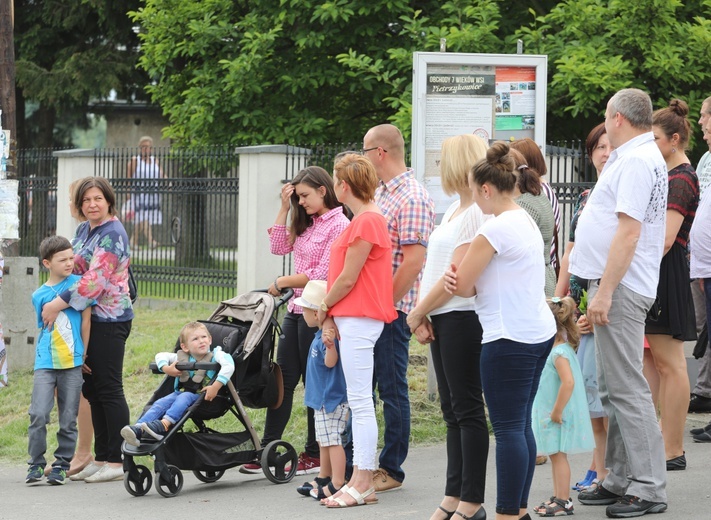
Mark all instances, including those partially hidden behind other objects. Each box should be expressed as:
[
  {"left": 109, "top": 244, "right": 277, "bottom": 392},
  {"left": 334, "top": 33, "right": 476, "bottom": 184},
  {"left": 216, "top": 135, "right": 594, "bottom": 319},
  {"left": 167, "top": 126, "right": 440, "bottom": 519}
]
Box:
[
  {"left": 120, "top": 321, "right": 235, "bottom": 446},
  {"left": 122, "top": 290, "right": 299, "bottom": 498}
]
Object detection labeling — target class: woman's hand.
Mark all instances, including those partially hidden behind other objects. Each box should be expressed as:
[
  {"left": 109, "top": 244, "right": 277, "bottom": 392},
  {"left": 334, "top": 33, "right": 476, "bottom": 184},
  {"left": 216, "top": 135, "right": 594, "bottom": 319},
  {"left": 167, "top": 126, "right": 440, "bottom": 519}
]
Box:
[
  {"left": 443, "top": 263, "right": 459, "bottom": 294},
  {"left": 280, "top": 183, "right": 295, "bottom": 211},
  {"left": 414, "top": 321, "right": 435, "bottom": 345},
  {"left": 577, "top": 314, "right": 592, "bottom": 335},
  {"left": 267, "top": 277, "right": 282, "bottom": 297},
  {"left": 41, "top": 298, "right": 63, "bottom": 330},
  {"left": 406, "top": 309, "right": 425, "bottom": 333}
]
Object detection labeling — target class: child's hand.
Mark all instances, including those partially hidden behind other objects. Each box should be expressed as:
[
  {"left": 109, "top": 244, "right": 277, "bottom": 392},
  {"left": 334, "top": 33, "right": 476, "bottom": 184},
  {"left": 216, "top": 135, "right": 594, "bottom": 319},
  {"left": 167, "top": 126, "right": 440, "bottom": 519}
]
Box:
[
  {"left": 577, "top": 314, "right": 592, "bottom": 335},
  {"left": 322, "top": 327, "right": 338, "bottom": 348},
  {"left": 162, "top": 362, "right": 182, "bottom": 377},
  {"left": 202, "top": 384, "right": 219, "bottom": 401},
  {"left": 550, "top": 409, "right": 563, "bottom": 424}
]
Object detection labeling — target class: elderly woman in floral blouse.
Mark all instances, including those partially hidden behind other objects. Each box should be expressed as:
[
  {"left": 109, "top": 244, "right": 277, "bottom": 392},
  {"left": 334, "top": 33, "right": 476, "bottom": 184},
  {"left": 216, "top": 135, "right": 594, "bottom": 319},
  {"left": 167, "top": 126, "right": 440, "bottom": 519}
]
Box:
[{"left": 41, "top": 176, "right": 133, "bottom": 484}]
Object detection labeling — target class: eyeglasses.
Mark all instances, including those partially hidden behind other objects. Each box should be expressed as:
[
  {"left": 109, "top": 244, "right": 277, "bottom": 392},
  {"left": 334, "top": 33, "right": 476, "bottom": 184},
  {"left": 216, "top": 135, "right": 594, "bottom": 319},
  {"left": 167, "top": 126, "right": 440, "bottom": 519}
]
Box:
[{"left": 360, "top": 146, "right": 387, "bottom": 155}]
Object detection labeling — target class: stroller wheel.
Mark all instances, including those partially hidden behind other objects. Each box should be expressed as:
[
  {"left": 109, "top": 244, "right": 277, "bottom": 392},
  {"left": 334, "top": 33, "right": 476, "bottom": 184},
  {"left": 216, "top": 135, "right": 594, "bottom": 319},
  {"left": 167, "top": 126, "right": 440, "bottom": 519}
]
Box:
[
  {"left": 261, "top": 440, "right": 298, "bottom": 484},
  {"left": 193, "top": 469, "right": 225, "bottom": 483},
  {"left": 124, "top": 464, "right": 152, "bottom": 497},
  {"left": 155, "top": 464, "right": 184, "bottom": 498}
]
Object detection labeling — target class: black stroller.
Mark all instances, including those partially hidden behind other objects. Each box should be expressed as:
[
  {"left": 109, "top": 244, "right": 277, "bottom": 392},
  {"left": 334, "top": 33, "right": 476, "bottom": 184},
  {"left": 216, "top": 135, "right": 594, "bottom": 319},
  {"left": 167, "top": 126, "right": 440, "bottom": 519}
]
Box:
[{"left": 122, "top": 290, "right": 298, "bottom": 498}]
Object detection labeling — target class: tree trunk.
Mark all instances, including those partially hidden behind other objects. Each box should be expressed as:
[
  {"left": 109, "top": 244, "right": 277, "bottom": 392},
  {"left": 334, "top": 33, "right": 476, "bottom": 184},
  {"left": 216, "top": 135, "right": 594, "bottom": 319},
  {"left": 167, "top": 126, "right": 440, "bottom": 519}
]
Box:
[{"left": 0, "top": 0, "right": 17, "bottom": 178}]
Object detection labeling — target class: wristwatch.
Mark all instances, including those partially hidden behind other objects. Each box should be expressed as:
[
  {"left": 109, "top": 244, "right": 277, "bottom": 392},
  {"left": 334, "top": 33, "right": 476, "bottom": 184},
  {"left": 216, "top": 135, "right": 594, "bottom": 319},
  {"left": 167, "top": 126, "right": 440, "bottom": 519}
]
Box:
[{"left": 320, "top": 300, "right": 329, "bottom": 312}]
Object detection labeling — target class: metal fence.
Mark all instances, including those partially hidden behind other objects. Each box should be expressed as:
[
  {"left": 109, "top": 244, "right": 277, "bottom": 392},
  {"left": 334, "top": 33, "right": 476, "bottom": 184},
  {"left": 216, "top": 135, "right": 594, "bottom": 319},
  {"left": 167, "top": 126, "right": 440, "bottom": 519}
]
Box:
[{"left": 16, "top": 141, "right": 594, "bottom": 302}]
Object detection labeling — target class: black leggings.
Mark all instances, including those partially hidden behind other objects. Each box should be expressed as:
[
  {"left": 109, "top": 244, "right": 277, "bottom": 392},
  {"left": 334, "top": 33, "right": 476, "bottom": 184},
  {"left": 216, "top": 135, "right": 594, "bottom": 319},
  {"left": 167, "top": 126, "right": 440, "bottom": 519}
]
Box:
[
  {"left": 82, "top": 320, "right": 132, "bottom": 463},
  {"left": 262, "top": 311, "right": 318, "bottom": 456},
  {"left": 430, "top": 311, "right": 488, "bottom": 503}
]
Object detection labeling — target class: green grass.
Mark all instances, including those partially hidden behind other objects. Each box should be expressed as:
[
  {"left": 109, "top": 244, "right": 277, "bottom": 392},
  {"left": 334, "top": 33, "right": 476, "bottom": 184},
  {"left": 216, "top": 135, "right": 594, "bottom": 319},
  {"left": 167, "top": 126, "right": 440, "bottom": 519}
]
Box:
[{"left": 0, "top": 299, "right": 446, "bottom": 465}]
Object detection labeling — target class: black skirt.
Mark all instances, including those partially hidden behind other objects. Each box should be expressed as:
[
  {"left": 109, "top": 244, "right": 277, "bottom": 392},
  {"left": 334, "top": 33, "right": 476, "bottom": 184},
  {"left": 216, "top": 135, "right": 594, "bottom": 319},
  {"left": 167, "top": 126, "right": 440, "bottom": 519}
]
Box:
[{"left": 645, "top": 241, "right": 697, "bottom": 341}]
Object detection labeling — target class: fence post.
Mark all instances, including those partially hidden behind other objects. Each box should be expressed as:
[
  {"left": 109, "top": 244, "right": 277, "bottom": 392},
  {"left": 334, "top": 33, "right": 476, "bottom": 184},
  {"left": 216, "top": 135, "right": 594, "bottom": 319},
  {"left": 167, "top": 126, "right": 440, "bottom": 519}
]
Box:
[
  {"left": 234, "top": 145, "right": 310, "bottom": 296},
  {"left": 53, "top": 149, "right": 97, "bottom": 239}
]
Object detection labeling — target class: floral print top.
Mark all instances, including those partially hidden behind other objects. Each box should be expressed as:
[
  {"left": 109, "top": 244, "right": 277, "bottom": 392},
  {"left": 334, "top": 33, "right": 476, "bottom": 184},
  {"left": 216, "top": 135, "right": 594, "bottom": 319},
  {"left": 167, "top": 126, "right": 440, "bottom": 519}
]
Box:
[{"left": 60, "top": 216, "right": 134, "bottom": 323}]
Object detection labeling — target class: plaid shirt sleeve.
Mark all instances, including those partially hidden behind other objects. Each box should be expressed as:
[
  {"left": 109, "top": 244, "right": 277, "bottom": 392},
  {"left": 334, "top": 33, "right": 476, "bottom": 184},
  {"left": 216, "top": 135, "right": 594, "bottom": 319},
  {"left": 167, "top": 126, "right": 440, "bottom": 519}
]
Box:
[
  {"left": 397, "top": 195, "right": 435, "bottom": 247},
  {"left": 268, "top": 225, "right": 294, "bottom": 255}
]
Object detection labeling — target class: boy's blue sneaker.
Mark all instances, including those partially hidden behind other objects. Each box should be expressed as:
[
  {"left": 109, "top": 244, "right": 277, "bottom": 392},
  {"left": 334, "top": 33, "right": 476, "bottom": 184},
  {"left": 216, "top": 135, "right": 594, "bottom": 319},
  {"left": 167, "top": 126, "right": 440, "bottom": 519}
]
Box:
[
  {"left": 120, "top": 425, "right": 143, "bottom": 447},
  {"left": 26, "top": 465, "right": 45, "bottom": 484},
  {"left": 142, "top": 420, "right": 169, "bottom": 441},
  {"left": 47, "top": 467, "right": 67, "bottom": 485}
]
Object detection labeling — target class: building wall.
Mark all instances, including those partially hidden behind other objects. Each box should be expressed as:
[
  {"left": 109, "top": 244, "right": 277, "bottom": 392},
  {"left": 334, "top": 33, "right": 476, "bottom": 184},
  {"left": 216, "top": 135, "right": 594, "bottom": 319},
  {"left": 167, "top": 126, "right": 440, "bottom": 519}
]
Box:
[{"left": 104, "top": 110, "right": 171, "bottom": 148}]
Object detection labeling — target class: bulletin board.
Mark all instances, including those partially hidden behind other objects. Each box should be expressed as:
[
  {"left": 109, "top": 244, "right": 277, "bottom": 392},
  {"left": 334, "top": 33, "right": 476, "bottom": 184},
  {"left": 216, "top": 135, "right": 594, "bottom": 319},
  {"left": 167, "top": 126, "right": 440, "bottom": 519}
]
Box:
[{"left": 411, "top": 52, "right": 548, "bottom": 219}]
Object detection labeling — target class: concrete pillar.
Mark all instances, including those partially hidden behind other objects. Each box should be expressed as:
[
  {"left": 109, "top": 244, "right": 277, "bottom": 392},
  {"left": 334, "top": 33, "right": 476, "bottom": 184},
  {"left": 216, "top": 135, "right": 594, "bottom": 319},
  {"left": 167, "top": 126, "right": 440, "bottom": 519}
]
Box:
[
  {"left": 234, "top": 145, "right": 311, "bottom": 296},
  {"left": 53, "top": 149, "right": 97, "bottom": 240},
  {"left": 0, "top": 256, "right": 39, "bottom": 371}
]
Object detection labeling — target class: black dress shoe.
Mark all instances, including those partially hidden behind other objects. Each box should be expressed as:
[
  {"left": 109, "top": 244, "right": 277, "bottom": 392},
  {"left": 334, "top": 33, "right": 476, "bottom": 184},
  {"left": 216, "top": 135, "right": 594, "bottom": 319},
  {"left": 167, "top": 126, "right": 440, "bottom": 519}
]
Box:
[
  {"left": 690, "top": 421, "right": 711, "bottom": 435},
  {"left": 605, "top": 495, "right": 667, "bottom": 518},
  {"left": 693, "top": 430, "right": 711, "bottom": 442},
  {"left": 666, "top": 453, "right": 686, "bottom": 471},
  {"left": 688, "top": 393, "right": 711, "bottom": 413},
  {"left": 453, "top": 506, "right": 486, "bottom": 520},
  {"left": 578, "top": 483, "right": 622, "bottom": 505}
]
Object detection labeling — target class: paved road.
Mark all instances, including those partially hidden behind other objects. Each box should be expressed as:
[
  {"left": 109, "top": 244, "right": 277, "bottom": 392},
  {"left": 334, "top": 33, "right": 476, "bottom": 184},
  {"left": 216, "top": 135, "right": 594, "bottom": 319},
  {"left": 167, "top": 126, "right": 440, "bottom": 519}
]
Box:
[{"left": 2, "top": 413, "right": 709, "bottom": 520}]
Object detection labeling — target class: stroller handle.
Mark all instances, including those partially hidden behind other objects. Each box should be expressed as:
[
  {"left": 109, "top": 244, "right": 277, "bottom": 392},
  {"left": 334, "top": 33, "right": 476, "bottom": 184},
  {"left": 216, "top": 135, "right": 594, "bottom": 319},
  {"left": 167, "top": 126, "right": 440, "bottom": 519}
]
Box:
[
  {"left": 148, "top": 361, "right": 221, "bottom": 374},
  {"left": 253, "top": 287, "right": 294, "bottom": 309}
]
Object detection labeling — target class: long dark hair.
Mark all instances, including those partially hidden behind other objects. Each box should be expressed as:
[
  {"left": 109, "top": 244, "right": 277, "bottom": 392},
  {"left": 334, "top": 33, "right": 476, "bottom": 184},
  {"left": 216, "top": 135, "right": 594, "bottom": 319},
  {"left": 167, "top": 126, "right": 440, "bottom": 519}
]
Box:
[
  {"left": 509, "top": 147, "right": 542, "bottom": 196},
  {"left": 289, "top": 166, "right": 344, "bottom": 243}
]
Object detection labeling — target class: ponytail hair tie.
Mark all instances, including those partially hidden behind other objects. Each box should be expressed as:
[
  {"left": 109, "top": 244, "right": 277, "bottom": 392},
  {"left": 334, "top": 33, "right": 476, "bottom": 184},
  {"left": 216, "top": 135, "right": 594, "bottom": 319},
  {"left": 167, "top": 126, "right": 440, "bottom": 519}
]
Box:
[{"left": 517, "top": 164, "right": 528, "bottom": 171}]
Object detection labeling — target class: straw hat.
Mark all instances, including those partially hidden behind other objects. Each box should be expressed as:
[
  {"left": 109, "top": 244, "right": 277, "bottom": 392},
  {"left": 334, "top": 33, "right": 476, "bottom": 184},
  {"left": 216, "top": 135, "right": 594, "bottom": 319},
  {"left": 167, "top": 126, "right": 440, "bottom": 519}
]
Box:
[{"left": 293, "top": 280, "right": 327, "bottom": 310}]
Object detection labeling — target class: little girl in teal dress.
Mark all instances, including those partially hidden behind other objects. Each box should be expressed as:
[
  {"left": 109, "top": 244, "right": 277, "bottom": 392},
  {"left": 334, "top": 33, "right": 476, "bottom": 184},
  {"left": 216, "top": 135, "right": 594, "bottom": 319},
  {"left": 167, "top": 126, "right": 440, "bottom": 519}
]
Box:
[{"left": 532, "top": 297, "right": 595, "bottom": 517}]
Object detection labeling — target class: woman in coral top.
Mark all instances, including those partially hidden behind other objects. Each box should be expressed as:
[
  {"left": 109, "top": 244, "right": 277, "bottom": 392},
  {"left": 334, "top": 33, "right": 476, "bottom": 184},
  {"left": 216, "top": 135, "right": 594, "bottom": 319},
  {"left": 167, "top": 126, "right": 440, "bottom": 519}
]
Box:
[{"left": 318, "top": 154, "right": 397, "bottom": 508}]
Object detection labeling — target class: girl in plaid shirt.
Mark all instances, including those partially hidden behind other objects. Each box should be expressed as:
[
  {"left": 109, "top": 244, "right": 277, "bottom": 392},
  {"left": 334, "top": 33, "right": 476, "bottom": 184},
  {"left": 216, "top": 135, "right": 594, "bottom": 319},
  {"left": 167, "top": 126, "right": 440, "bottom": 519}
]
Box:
[{"left": 244, "top": 166, "right": 349, "bottom": 476}]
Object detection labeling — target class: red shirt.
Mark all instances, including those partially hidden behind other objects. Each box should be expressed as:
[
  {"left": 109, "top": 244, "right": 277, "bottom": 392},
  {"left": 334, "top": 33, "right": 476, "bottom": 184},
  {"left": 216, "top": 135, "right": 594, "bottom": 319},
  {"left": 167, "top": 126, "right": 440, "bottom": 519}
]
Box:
[{"left": 327, "top": 211, "right": 397, "bottom": 323}]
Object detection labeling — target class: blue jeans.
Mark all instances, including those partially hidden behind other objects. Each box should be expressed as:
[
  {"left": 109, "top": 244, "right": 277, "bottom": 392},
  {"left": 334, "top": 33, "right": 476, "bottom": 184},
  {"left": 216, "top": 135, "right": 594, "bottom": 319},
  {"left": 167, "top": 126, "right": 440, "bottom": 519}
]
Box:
[
  {"left": 138, "top": 390, "right": 201, "bottom": 425},
  {"left": 373, "top": 311, "right": 410, "bottom": 482},
  {"left": 28, "top": 366, "right": 83, "bottom": 469},
  {"left": 480, "top": 336, "right": 554, "bottom": 516}
]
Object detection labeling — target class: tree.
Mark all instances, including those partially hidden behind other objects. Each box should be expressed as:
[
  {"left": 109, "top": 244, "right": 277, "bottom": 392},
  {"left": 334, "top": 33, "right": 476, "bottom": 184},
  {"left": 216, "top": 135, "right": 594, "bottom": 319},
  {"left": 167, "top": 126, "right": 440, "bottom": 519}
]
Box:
[
  {"left": 131, "top": 0, "right": 504, "bottom": 146},
  {"left": 15, "top": 0, "right": 148, "bottom": 149},
  {"left": 513, "top": 0, "right": 711, "bottom": 149}
]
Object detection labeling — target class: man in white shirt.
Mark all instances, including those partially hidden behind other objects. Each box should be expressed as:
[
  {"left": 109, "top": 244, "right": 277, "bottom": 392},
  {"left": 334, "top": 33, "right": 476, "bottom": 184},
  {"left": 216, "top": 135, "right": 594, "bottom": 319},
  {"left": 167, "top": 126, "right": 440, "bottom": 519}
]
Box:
[
  {"left": 689, "top": 97, "right": 711, "bottom": 414},
  {"left": 570, "top": 88, "right": 668, "bottom": 518}
]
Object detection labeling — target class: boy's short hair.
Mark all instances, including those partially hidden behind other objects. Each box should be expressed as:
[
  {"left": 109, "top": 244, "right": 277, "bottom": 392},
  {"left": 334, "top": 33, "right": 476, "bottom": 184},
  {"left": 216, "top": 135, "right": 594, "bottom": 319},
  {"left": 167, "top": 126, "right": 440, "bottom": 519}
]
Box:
[
  {"left": 39, "top": 235, "right": 73, "bottom": 261},
  {"left": 179, "top": 321, "right": 211, "bottom": 345}
]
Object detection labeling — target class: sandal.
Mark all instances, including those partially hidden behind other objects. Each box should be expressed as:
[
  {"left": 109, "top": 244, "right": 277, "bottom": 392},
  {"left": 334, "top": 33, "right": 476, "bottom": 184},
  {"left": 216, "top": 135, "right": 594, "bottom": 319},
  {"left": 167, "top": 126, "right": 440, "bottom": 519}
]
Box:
[
  {"left": 309, "top": 481, "right": 343, "bottom": 500},
  {"left": 326, "top": 486, "right": 378, "bottom": 508},
  {"left": 572, "top": 469, "right": 596, "bottom": 491},
  {"left": 534, "top": 497, "right": 556, "bottom": 514},
  {"left": 296, "top": 475, "right": 330, "bottom": 496},
  {"left": 536, "top": 497, "right": 573, "bottom": 517},
  {"left": 320, "top": 485, "right": 348, "bottom": 505}
]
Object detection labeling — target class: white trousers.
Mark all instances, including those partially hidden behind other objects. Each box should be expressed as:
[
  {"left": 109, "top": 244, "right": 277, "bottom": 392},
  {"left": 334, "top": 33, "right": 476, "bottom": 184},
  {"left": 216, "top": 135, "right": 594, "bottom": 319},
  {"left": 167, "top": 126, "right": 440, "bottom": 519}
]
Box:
[{"left": 334, "top": 316, "right": 384, "bottom": 471}]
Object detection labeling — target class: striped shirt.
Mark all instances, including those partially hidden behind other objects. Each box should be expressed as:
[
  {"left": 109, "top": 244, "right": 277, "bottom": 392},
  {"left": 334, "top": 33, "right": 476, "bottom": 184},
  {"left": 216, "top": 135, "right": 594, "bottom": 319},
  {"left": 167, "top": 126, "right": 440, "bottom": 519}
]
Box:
[
  {"left": 375, "top": 170, "right": 435, "bottom": 314},
  {"left": 269, "top": 206, "right": 350, "bottom": 314},
  {"left": 541, "top": 182, "right": 561, "bottom": 269}
]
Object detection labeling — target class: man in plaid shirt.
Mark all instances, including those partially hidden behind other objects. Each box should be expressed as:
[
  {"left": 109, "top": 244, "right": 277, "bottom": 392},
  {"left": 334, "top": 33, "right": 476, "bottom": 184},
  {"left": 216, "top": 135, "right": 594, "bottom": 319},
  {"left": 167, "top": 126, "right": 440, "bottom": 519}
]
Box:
[{"left": 362, "top": 124, "right": 435, "bottom": 492}]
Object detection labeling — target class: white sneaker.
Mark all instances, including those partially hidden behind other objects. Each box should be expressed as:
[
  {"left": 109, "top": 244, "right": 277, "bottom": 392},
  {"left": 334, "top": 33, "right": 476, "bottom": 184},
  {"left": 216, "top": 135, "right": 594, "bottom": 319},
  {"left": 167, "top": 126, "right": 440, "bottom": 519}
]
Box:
[
  {"left": 69, "top": 462, "right": 103, "bottom": 481},
  {"left": 84, "top": 464, "right": 124, "bottom": 483}
]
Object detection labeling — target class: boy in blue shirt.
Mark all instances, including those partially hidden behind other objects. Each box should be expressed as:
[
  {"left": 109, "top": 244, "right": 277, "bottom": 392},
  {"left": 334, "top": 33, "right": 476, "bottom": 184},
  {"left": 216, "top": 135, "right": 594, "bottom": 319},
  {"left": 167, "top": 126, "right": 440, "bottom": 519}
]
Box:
[
  {"left": 120, "top": 321, "right": 234, "bottom": 445},
  {"left": 27, "top": 236, "right": 92, "bottom": 485},
  {"left": 293, "top": 280, "right": 349, "bottom": 500}
]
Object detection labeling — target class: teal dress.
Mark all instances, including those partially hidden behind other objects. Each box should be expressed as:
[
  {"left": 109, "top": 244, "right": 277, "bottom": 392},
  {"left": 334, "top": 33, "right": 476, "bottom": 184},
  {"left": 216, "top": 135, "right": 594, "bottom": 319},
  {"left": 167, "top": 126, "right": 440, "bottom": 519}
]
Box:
[{"left": 532, "top": 343, "right": 595, "bottom": 455}]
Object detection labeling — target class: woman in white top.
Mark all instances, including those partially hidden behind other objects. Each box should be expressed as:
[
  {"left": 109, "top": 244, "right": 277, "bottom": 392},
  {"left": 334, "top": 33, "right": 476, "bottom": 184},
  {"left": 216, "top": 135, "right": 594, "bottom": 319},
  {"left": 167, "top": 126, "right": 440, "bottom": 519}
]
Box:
[
  {"left": 407, "top": 134, "right": 489, "bottom": 520},
  {"left": 127, "top": 136, "right": 163, "bottom": 249},
  {"left": 444, "top": 142, "right": 556, "bottom": 520}
]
